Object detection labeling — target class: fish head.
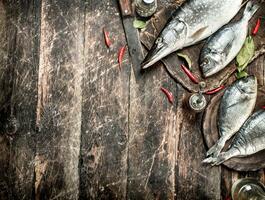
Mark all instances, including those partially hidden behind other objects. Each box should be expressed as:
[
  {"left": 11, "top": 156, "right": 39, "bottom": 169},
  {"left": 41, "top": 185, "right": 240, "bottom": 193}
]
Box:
[
  {"left": 237, "top": 75, "right": 257, "bottom": 95},
  {"left": 200, "top": 52, "right": 223, "bottom": 78},
  {"left": 141, "top": 20, "right": 186, "bottom": 69}
]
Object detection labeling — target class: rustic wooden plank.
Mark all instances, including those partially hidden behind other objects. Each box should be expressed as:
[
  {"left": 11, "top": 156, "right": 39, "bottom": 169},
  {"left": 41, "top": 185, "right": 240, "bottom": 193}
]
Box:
[
  {"left": 126, "top": 1, "right": 179, "bottom": 198},
  {"left": 79, "top": 0, "right": 130, "bottom": 199},
  {"left": 174, "top": 86, "right": 221, "bottom": 200},
  {"left": 35, "top": 0, "right": 84, "bottom": 199},
  {"left": 127, "top": 63, "right": 177, "bottom": 198},
  {"left": 0, "top": 1, "right": 41, "bottom": 199},
  {"left": 0, "top": 1, "right": 11, "bottom": 198},
  {"left": 0, "top": 0, "right": 263, "bottom": 199},
  {"left": 133, "top": 1, "right": 221, "bottom": 198}
]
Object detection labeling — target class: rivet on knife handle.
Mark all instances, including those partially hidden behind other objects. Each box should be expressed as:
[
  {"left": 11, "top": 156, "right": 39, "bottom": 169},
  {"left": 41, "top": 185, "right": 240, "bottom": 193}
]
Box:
[{"left": 119, "top": 0, "right": 133, "bottom": 17}]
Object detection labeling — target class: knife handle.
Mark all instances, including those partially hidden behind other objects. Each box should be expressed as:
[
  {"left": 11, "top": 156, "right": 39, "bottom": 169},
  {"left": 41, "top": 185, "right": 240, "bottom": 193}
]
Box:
[{"left": 119, "top": 0, "right": 133, "bottom": 17}]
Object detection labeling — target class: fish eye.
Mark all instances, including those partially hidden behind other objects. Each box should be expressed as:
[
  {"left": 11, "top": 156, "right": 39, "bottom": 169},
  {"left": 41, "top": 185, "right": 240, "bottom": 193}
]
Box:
[
  {"left": 241, "top": 78, "right": 249, "bottom": 83},
  {"left": 200, "top": 59, "right": 208, "bottom": 67},
  {"left": 156, "top": 37, "right": 163, "bottom": 44},
  {"left": 203, "top": 59, "right": 209, "bottom": 65}
]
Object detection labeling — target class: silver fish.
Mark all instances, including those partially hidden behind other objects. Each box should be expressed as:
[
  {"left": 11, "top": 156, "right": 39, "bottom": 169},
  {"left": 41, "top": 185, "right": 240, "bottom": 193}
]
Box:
[
  {"left": 200, "top": 1, "right": 259, "bottom": 78},
  {"left": 206, "top": 76, "right": 257, "bottom": 158},
  {"left": 141, "top": 0, "right": 243, "bottom": 69},
  {"left": 203, "top": 110, "right": 265, "bottom": 165}
]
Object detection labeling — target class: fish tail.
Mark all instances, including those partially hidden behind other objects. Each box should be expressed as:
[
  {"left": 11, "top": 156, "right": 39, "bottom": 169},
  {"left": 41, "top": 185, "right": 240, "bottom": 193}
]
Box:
[
  {"left": 202, "top": 153, "right": 228, "bottom": 166},
  {"left": 211, "top": 153, "right": 229, "bottom": 166},
  {"left": 243, "top": 1, "right": 259, "bottom": 21},
  {"left": 206, "top": 136, "right": 227, "bottom": 157},
  {"left": 202, "top": 148, "right": 240, "bottom": 166}
]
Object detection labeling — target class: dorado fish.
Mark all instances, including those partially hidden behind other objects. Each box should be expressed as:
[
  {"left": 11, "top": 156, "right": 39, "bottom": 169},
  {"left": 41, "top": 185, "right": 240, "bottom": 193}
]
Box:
[
  {"left": 200, "top": 1, "right": 259, "bottom": 78},
  {"left": 141, "top": 0, "right": 243, "bottom": 69},
  {"left": 206, "top": 76, "right": 257, "bottom": 158},
  {"left": 203, "top": 110, "right": 265, "bottom": 165}
]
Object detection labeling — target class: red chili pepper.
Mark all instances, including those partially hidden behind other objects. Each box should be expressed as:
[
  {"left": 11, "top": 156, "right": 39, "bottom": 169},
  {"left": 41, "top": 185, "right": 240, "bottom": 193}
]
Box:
[
  {"left": 252, "top": 18, "right": 261, "bottom": 36},
  {"left": 103, "top": 28, "right": 111, "bottom": 48},
  {"left": 205, "top": 85, "right": 225, "bottom": 95},
  {"left": 262, "top": 106, "right": 265, "bottom": 109},
  {"left": 161, "top": 87, "right": 174, "bottom": 104},
  {"left": 181, "top": 64, "right": 199, "bottom": 84},
  {"left": 118, "top": 45, "right": 126, "bottom": 70}
]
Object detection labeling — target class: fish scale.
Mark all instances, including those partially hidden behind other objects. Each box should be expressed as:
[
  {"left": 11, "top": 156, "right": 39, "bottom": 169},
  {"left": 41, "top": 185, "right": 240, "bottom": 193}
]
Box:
[
  {"left": 141, "top": 0, "right": 243, "bottom": 69},
  {"left": 200, "top": 1, "right": 260, "bottom": 77},
  {"left": 204, "top": 111, "right": 265, "bottom": 165},
  {"left": 205, "top": 76, "right": 257, "bottom": 158}
]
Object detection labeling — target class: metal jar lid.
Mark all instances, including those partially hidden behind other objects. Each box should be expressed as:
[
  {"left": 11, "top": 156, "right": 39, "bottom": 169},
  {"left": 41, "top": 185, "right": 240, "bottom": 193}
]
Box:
[
  {"left": 143, "top": 0, "right": 155, "bottom": 4},
  {"left": 188, "top": 93, "right": 207, "bottom": 112}
]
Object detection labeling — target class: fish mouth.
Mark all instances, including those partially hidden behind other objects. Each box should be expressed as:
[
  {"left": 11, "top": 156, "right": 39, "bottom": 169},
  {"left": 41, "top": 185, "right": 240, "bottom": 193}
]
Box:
[
  {"left": 141, "top": 43, "right": 171, "bottom": 69},
  {"left": 237, "top": 75, "right": 257, "bottom": 94},
  {"left": 200, "top": 64, "right": 214, "bottom": 78}
]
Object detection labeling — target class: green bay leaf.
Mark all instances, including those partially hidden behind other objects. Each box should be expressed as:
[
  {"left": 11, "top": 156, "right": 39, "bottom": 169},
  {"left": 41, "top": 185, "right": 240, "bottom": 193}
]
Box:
[
  {"left": 236, "top": 36, "right": 255, "bottom": 72},
  {"left": 236, "top": 70, "right": 248, "bottom": 79},
  {"left": 177, "top": 53, "right": 192, "bottom": 70},
  {"left": 133, "top": 19, "right": 146, "bottom": 29}
]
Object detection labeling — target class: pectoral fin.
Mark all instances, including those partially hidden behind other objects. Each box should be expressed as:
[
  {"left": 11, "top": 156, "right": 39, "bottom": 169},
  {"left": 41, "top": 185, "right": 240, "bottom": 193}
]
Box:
[{"left": 191, "top": 26, "right": 208, "bottom": 40}]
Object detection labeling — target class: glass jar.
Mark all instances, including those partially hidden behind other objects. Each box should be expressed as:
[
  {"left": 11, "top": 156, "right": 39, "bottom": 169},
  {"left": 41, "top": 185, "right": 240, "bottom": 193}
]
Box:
[
  {"left": 135, "top": 0, "right": 157, "bottom": 18},
  {"left": 232, "top": 178, "right": 265, "bottom": 200}
]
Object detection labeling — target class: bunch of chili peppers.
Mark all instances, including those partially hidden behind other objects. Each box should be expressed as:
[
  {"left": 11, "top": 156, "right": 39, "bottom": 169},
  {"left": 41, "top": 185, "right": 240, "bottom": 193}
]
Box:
[
  {"left": 180, "top": 64, "right": 225, "bottom": 95},
  {"left": 103, "top": 17, "right": 263, "bottom": 104},
  {"left": 103, "top": 28, "right": 126, "bottom": 70}
]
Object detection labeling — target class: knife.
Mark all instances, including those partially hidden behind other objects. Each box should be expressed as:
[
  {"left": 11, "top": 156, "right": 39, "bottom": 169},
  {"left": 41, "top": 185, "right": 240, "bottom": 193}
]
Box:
[{"left": 119, "top": 0, "right": 144, "bottom": 69}]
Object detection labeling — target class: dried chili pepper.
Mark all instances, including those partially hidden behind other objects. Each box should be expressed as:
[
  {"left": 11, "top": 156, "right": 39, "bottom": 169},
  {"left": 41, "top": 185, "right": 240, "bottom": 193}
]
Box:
[
  {"left": 161, "top": 87, "right": 174, "bottom": 104},
  {"left": 181, "top": 64, "right": 199, "bottom": 84},
  {"left": 103, "top": 28, "right": 111, "bottom": 48},
  {"left": 205, "top": 85, "right": 225, "bottom": 95},
  {"left": 118, "top": 45, "right": 126, "bottom": 69},
  {"left": 252, "top": 18, "right": 261, "bottom": 36}
]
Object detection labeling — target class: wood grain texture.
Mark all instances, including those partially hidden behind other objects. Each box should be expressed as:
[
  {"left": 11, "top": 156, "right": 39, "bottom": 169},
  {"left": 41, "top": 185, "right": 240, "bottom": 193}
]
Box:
[
  {"left": 0, "top": 0, "right": 264, "bottom": 199},
  {"left": 140, "top": 1, "right": 265, "bottom": 199},
  {"left": 79, "top": 0, "right": 130, "bottom": 199},
  {"left": 128, "top": 63, "right": 177, "bottom": 199},
  {"left": 35, "top": 0, "right": 84, "bottom": 199},
  {"left": 174, "top": 87, "right": 221, "bottom": 200},
  {"left": 121, "top": 1, "right": 177, "bottom": 199},
  {"left": 0, "top": 1, "right": 41, "bottom": 199},
  {"left": 0, "top": 1, "right": 12, "bottom": 198}
]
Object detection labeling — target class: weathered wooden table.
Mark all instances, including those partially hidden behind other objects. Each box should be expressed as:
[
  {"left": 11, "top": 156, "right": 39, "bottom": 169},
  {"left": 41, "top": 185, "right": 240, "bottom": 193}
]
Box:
[{"left": 0, "top": 0, "right": 264, "bottom": 200}]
